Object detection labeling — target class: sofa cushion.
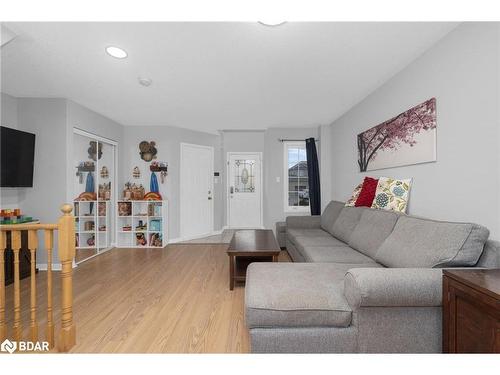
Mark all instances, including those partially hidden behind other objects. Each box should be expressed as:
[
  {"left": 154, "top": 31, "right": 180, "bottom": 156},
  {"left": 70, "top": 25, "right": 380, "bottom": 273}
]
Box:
[
  {"left": 345, "top": 183, "right": 363, "bottom": 207},
  {"left": 246, "top": 263, "right": 356, "bottom": 328},
  {"left": 287, "top": 228, "right": 332, "bottom": 239},
  {"left": 376, "top": 216, "right": 490, "bottom": 268},
  {"left": 476, "top": 240, "right": 500, "bottom": 268},
  {"left": 371, "top": 177, "right": 412, "bottom": 213},
  {"left": 331, "top": 207, "right": 365, "bottom": 243},
  {"left": 301, "top": 245, "right": 380, "bottom": 264},
  {"left": 289, "top": 235, "right": 348, "bottom": 248},
  {"left": 320, "top": 201, "right": 345, "bottom": 235},
  {"left": 348, "top": 209, "right": 400, "bottom": 259},
  {"left": 290, "top": 239, "right": 349, "bottom": 263},
  {"left": 355, "top": 177, "right": 379, "bottom": 207}
]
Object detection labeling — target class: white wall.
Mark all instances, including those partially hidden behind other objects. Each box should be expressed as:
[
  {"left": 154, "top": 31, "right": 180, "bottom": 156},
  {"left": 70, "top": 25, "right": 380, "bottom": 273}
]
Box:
[
  {"left": 319, "top": 124, "right": 333, "bottom": 212},
  {"left": 123, "top": 125, "right": 223, "bottom": 240},
  {"left": 16, "top": 98, "right": 68, "bottom": 265},
  {"left": 0, "top": 92, "right": 21, "bottom": 207},
  {"left": 328, "top": 23, "right": 500, "bottom": 238}
]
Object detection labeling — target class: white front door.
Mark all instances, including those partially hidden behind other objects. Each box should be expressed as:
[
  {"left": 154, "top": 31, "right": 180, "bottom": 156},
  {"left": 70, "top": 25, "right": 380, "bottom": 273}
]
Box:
[
  {"left": 228, "top": 152, "right": 262, "bottom": 228},
  {"left": 180, "top": 143, "right": 214, "bottom": 239}
]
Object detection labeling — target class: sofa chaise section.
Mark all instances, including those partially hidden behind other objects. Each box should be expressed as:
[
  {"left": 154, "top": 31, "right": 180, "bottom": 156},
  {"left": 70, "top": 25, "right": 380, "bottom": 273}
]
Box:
[
  {"left": 245, "top": 200, "right": 500, "bottom": 353},
  {"left": 246, "top": 264, "right": 444, "bottom": 353}
]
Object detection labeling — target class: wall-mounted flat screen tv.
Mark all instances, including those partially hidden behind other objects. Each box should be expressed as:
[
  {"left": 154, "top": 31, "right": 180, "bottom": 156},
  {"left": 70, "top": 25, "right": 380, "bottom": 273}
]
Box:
[{"left": 1, "top": 126, "right": 36, "bottom": 187}]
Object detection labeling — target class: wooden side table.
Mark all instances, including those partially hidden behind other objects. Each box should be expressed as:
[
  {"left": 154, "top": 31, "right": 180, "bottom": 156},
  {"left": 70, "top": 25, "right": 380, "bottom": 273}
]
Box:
[{"left": 442, "top": 269, "right": 500, "bottom": 353}]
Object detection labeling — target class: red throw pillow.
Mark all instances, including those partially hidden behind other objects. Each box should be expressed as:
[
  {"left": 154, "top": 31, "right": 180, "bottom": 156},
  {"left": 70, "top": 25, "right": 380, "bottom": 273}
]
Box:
[{"left": 355, "top": 177, "right": 379, "bottom": 207}]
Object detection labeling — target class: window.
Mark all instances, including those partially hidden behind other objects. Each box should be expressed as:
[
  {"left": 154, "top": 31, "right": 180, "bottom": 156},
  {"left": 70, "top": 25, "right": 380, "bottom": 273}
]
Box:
[{"left": 284, "top": 141, "right": 309, "bottom": 212}]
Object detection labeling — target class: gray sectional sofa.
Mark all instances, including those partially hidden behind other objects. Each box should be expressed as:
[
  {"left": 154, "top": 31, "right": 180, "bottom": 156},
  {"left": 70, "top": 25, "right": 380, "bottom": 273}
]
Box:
[{"left": 245, "top": 201, "right": 500, "bottom": 353}]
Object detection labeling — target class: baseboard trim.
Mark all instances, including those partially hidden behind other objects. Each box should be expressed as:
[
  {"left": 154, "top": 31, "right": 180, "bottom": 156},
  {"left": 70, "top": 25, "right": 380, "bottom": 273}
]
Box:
[
  {"left": 169, "top": 229, "right": 224, "bottom": 244},
  {"left": 37, "top": 263, "right": 63, "bottom": 271}
]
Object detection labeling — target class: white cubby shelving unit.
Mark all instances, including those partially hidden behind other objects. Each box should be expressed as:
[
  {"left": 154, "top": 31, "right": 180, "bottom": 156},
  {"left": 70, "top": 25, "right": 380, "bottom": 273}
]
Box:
[
  {"left": 73, "top": 200, "right": 111, "bottom": 251},
  {"left": 116, "top": 200, "right": 168, "bottom": 248}
]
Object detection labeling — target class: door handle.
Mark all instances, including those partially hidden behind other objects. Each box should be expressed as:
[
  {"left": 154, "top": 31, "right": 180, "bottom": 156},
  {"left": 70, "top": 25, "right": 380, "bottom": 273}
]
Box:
[
  {"left": 230, "top": 186, "right": 234, "bottom": 194},
  {"left": 208, "top": 189, "right": 212, "bottom": 200}
]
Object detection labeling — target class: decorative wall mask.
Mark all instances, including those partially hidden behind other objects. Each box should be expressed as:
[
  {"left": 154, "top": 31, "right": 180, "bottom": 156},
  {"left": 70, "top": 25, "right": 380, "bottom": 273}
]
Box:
[
  {"left": 88, "top": 141, "right": 103, "bottom": 161},
  {"left": 133, "top": 166, "right": 141, "bottom": 178},
  {"left": 100, "top": 166, "right": 109, "bottom": 179},
  {"left": 139, "top": 141, "right": 158, "bottom": 162}
]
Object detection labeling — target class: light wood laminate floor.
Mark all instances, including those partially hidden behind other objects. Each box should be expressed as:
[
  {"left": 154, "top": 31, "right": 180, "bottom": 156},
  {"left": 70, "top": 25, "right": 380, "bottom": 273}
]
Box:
[{"left": 4, "top": 244, "right": 290, "bottom": 353}]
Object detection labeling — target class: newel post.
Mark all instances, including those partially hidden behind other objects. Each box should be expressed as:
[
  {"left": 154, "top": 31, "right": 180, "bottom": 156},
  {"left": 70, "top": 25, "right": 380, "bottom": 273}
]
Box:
[{"left": 57, "top": 204, "right": 76, "bottom": 352}]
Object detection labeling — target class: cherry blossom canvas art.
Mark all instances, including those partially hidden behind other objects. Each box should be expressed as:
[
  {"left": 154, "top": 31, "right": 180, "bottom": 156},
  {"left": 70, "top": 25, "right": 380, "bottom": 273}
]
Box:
[{"left": 357, "top": 98, "right": 437, "bottom": 172}]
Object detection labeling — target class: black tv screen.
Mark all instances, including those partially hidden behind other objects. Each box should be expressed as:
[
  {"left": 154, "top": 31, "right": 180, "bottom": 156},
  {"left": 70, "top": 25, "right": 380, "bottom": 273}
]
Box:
[{"left": 1, "top": 126, "right": 36, "bottom": 187}]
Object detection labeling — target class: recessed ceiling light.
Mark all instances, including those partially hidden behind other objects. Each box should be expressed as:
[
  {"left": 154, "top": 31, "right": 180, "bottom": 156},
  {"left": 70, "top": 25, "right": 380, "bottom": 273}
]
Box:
[
  {"left": 105, "top": 46, "right": 128, "bottom": 59},
  {"left": 138, "top": 77, "right": 152, "bottom": 87},
  {"left": 258, "top": 21, "right": 287, "bottom": 27}
]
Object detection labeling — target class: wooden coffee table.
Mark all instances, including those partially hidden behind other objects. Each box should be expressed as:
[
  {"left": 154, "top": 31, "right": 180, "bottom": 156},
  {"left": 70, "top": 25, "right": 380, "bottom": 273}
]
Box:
[{"left": 227, "top": 229, "right": 281, "bottom": 290}]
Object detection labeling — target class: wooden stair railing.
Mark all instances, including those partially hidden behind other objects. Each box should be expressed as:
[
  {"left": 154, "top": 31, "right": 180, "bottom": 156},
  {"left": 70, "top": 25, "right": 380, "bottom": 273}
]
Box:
[{"left": 0, "top": 204, "right": 76, "bottom": 352}]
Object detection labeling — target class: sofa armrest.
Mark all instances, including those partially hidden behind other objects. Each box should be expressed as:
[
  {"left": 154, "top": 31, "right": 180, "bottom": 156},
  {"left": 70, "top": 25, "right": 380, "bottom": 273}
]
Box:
[
  {"left": 344, "top": 268, "right": 443, "bottom": 309},
  {"left": 285, "top": 215, "right": 321, "bottom": 229}
]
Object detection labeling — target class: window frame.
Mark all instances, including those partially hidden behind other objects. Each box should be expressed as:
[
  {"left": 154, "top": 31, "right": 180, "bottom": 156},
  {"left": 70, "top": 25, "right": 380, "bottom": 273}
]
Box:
[{"left": 283, "top": 141, "right": 310, "bottom": 213}]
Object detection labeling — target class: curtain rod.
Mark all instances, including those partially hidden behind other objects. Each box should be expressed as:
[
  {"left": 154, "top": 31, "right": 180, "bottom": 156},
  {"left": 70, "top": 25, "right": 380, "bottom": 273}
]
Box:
[{"left": 278, "top": 138, "right": 319, "bottom": 143}]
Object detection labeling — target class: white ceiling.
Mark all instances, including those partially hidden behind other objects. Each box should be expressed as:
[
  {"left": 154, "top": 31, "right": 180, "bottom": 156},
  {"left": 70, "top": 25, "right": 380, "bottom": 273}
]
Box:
[{"left": 1, "top": 22, "right": 458, "bottom": 133}]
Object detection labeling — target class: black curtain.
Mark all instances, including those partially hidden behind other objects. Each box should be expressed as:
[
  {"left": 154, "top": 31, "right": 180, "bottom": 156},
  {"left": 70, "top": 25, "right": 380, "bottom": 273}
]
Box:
[{"left": 305, "top": 137, "right": 321, "bottom": 215}]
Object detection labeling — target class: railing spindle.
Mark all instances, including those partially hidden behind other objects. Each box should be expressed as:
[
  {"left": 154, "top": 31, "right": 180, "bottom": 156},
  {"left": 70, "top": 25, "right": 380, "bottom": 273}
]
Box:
[
  {"left": 0, "top": 231, "right": 6, "bottom": 341},
  {"left": 44, "top": 229, "right": 55, "bottom": 348},
  {"left": 11, "top": 230, "right": 22, "bottom": 342},
  {"left": 0, "top": 204, "right": 76, "bottom": 351},
  {"left": 58, "top": 204, "right": 76, "bottom": 351},
  {"left": 28, "top": 230, "right": 39, "bottom": 342}
]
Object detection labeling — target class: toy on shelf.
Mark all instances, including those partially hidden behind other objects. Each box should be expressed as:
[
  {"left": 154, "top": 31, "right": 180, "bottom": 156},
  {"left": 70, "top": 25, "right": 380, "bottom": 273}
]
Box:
[
  {"left": 98, "top": 182, "right": 111, "bottom": 201},
  {"left": 87, "top": 235, "right": 95, "bottom": 247},
  {"left": 84, "top": 221, "right": 95, "bottom": 231},
  {"left": 150, "top": 219, "right": 162, "bottom": 231},
  {"left": 98, "top": 202, "right": 107, "bottom": 216},
  {"left": 136, "top": 233, "right": 147, "bottom": 246},
  {"left": 135, "top": 220, "right": 147, "bottom": 231},
  {"left": 148, "top": 203, "right": 162, "bottom": 217},
  {"left": 0, "top": 208, "right": 34, "bottom": 225},
  {"left": 122, "top": 182, "right": 145, "bottom": 200},
  {"left": 149, "top": 233, "right": 162, "bottom": 247},
  {"left": 143, "top": 192, "right": 162, "bottom": 201},
  {"left": 118, "top": 202, "right": 132, "bottom": 216},
  {"left": 75, "top": 191, "right": 97, "bottom": 201}
]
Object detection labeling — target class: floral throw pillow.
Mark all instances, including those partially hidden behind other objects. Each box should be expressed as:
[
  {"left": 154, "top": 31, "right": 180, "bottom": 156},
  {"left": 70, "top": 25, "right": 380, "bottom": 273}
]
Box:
[
  {"left": 345, "top": 182, "right": 363, "bottom": 207},
  {"left": 371, "top": 177, "right": 412, "bottom": 213}
]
